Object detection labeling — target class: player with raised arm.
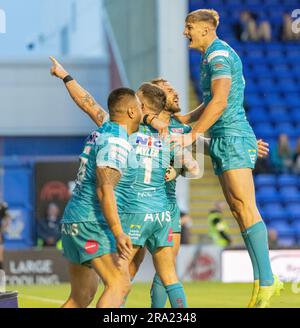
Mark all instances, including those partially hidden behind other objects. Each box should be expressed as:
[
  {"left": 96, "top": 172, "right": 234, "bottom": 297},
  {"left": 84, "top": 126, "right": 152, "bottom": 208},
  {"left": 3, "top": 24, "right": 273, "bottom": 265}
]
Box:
[
  {"left": 49, "top": 57, "right": 169, "bottom": 136},
  {"left": 137, "top": 78, "right": 269, "bottom": 308},
  {"left": 60, "top": 87, "right": 141, "bottom": 308},
  {"left": 171, "top": 9, "right": 283, "bottom": 308}
]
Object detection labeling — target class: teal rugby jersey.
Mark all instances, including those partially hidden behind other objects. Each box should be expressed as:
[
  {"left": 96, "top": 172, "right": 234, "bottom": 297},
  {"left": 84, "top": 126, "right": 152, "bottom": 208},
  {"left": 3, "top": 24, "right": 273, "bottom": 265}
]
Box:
[
  {"left": 62, "top": 121, "right": 137, "bottom": 224},
  {"left": 201, "top": 38, "right": 255, "bottom": 138},
  {"left": 121, "top": 124, "right": 174, "bottom": 214}
]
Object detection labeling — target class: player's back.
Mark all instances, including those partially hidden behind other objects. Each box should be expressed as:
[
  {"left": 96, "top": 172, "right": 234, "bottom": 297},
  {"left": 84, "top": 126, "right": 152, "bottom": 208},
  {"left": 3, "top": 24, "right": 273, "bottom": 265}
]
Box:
[
  {"left": 63, "top": 121, "right": 135, "bottom": 224},
  {"left": 201, "top": 38, "right": 254, "bottom": 138},
  {"left": 121, "top": 124, "right": 171, "bottom": 213}
]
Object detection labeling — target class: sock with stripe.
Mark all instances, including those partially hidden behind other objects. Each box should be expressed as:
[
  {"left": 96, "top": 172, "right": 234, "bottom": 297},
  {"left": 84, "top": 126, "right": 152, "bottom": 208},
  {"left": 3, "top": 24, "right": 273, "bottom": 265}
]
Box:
[{"left": 165, "top": 282, "right": 187, "bottom": 308}]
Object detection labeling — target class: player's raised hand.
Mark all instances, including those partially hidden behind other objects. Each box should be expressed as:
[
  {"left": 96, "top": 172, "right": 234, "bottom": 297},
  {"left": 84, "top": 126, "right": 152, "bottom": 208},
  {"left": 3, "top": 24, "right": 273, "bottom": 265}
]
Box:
[
  {"left": 257, "top": 139, "right": 269, "bottom": 158},
  {"left": 49, "top": 56, "right": 69, "bottom": 80},
  {"left": 116, "top": 233, "right": 133, "bottom": 261}
]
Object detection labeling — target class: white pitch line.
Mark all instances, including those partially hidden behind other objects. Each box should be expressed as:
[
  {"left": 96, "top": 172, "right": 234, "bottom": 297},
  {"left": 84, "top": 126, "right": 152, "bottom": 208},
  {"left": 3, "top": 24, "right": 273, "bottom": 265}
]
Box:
[{"left": 18, "top": 294, "right": 64, "bottom": 305}]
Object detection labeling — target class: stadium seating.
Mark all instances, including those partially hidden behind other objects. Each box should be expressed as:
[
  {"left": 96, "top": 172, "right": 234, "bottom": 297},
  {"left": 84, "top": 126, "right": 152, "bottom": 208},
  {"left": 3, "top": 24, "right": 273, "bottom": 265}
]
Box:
[{"left": 189, "top": 0, "right": 300, "bottom": 246}]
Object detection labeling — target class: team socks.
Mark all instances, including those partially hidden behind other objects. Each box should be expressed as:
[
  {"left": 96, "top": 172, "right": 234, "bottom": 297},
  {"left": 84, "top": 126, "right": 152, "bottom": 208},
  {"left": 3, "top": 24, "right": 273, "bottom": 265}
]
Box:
[
  {"left": 244, "top": 221, "right": 274, "bottom": 286},
  {"left": 242, "top": 230, "right": 260, "bottom": 281},
  {"left": 150, "top": 273, "right": 168, "bottom": 308},
  {"left": 165, "top": 282, "right": 187, "bottom": 308}
]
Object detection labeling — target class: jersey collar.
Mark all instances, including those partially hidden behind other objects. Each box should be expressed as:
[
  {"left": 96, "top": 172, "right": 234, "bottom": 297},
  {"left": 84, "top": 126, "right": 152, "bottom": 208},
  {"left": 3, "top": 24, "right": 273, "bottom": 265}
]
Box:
[{"left": 204, "top": 37, "right": 219, "bottom": 57}]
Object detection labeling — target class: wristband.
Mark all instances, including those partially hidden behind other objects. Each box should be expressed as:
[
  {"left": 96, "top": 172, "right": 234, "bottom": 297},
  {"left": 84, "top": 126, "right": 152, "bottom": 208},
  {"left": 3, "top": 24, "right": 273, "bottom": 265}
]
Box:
[
  {"left": 111, "top": 224, "right": 123, "bottom": 237},
  {"left": 149, "top": 115, "right": 158, "bottom": 125},
  {"left": 63, "top": 75, "right": 74, "bottom": 84},
  {"left": 143, "top": 114, "right": 150, "bottom": 125}
]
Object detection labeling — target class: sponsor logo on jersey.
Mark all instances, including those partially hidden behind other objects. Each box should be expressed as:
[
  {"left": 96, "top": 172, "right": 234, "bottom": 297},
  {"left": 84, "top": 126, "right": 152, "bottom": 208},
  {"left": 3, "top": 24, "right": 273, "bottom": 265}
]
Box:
[
  {"left": 84, "top": 240, "right": 99, "bottom": 254},
  {"left": 86, "top": 131, "right": 100, "bottom": 145},
  {"left": 144, "top": 211, "right": 171, "bottom": 227},
  {"left": 136, "top": 133, "right": 162, "bottom": 149},
  {"left": 214, "top": 63, "right": 224, "bottom": 69},
  {"left": 170, "top": 128, "right": 184, "bottom": 134},
  {"left": 130, "top": 224, "right": 141, "bottom": 229},
  {"left": 248, "top": 149, "right": 257, "bottom": 164},
  {"left": 128, "top": 224, "right": 142, "bottom": 241},
  {"left": 61, "top": 223, "right": 79, "bottom": 236}
]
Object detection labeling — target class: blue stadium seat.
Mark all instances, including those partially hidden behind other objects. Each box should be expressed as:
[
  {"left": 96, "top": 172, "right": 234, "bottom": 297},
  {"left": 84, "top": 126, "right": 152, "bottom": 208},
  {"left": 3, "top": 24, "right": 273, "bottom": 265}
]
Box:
[
  {"left": 258, "top": 78, "right": 279, "bottom": 93},
  {"left": 265, "top": 49, "right": 284, "bottom": 59},
  {"left": 290, "top": 107, "right": 300, "bottom": 122},
  {"left": 286, "top": 204, "right": 300, "bottom": 222},
  {"left": 278, "top": 79, "right": 299, "bottom": 92},
  {"left": 252, "top": 64, "right": 271, "bottom": 75},
  {"left": 264, "top": 94, "right": 285, "bottom": 107},
  {"left": 277, "top": 175, "right": 299, "bottom": 188},
  {"left": 256, "top": 186, "right": 280, "bottom": 203},
  {"left": 263, "top": 204, "right": 286, "bottom": 222},
  {"left": 268, "top": 221, "right": 294, "bottom": 238},
  {"left": 275, "top": 122, "right": 298, "bottom": 137},
  {"left": 247, "top": 108, "right": 269, "bottom": 124},
  {"left": 278, "top": 236, "right": 297, "bottom": 247},
  {"left": 255, "top": 174, "right": 276, "bottom": 188},
  {"left": 292, "top": 221, "right": 300, "bottom": 235},
  {"left": 269, "top": 108, "right": 290, "bottom": 124},
  {"left": 280, "top": 186, "right": 300, "bottom": 204},
  {"left": 246, "top": 94, "right": 266, "bottom": 107},
  {"left": 284, "top": 94, "right": 299, "bottom": 107},
  {"left": 254, "top": 123, "right": 277, "bottom": 139},
  {"left": 270, "top": 63, "right": 290, "bottom": 75}
]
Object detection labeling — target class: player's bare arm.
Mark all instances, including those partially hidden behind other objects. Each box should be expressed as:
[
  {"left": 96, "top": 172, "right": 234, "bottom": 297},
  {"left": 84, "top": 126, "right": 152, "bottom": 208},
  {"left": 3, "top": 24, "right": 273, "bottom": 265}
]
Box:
[
  {"left": 96, "top": 167, "right": 133, "bottom": 260},
  {"left": 169, "top": 78, "right": 231, "bottom": 147},
  {"left": 191, "top": 78, "right": 231, "bottom": 136},
  {"left": 174, "top": 102, "right": 206, "bottom": 124},
  {"left": 49, "top": 56, "right": 108, "bottom": 127}
]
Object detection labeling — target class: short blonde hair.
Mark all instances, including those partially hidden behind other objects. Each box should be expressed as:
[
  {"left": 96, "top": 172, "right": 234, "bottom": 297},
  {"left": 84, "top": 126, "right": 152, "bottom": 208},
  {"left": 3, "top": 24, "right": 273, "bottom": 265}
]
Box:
[{"left": 186, "top": 9, "right": 220, "bottom": 28}]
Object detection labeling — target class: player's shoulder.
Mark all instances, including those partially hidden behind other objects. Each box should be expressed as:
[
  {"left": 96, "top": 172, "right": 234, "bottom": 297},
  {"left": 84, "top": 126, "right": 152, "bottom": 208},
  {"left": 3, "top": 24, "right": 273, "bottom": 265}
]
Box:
[
  {"left": 96, "top": 121, "right": 131, "bottom": 150},
  {"left": 169, "top": 117, "right": 192, "bottom": 134},
  {"left": 207, "top": 39, "right": 235, "bottom": 63}
]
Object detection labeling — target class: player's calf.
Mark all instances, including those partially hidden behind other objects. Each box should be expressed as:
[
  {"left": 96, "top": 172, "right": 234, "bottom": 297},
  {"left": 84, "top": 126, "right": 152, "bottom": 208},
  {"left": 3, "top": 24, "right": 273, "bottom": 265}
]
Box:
[
  {"left": 92, "top": 254, "right": 131, "bottom": 308},
  {"left": 153, "top": 247, "right": 187, "bottom": 308}
]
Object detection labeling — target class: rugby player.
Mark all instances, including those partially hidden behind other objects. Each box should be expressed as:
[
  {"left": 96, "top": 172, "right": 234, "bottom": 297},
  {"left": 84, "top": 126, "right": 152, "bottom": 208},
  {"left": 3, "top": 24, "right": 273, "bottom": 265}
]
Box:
[
  {"left": 170, "top": 9, "right": 283, "bottom": 308},
  {"left": 60, "top": 87, "right": 142, "bottom": 308},
  {"left": 132, "top": 78, "right": 269, "bottom": 308},
  {"left": 119, "top": 83, "right": 202, "bottom": 308}
]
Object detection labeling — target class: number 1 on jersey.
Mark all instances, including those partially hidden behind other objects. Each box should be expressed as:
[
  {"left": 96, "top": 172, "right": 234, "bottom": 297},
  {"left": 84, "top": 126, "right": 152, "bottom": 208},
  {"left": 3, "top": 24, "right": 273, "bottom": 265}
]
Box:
[{"left": 143, "top": 157, "right": 153, "bottom": 184}]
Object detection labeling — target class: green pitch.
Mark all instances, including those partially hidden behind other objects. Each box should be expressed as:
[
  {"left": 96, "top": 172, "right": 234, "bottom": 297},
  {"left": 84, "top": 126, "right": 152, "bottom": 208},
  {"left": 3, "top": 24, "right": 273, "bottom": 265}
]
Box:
[{"left": 7, "top": 282, "right": 299, "bottom": 308}]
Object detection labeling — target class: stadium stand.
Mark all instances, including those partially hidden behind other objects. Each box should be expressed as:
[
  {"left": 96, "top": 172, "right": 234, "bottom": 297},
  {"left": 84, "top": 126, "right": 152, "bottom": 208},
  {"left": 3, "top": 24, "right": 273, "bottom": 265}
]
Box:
[{"left": 189, "top": 0, "right": 300, "bottom": 246}]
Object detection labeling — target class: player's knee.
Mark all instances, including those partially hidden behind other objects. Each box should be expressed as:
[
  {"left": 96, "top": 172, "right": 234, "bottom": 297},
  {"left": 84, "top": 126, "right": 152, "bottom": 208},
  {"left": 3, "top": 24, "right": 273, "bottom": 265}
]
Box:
[
  {"left": 105, "top": 275, "right": 131, "bottom": 296},
  {"left": 68, "top": 289, "right": 95, "bottom": 308},
  {"left": 160, "top": 271, "right": 178, "bottom": 286},
  {"left": 229, "top": 198, "right": 247, "bottom": 218}
]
